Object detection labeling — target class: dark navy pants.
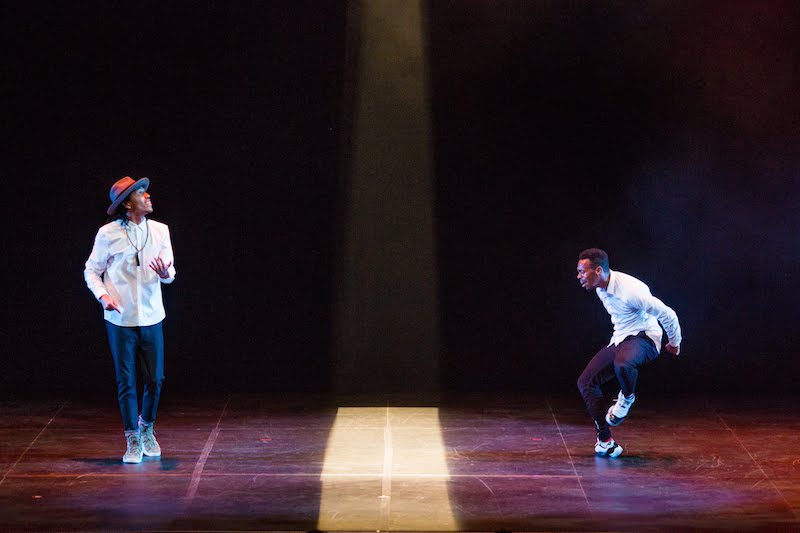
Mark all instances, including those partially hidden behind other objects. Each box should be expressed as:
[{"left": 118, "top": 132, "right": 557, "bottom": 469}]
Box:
[
  {"left": 105, "top": 321, "right": 165, "bottom": 432},
  {"left": 577, "top": 331, "right": 658, "bottom": 440}
]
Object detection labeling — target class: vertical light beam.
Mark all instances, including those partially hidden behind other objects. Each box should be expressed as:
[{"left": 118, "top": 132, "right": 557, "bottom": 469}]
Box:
[{"left": 334, "top": 0, "right": 439, "bottom": 393}]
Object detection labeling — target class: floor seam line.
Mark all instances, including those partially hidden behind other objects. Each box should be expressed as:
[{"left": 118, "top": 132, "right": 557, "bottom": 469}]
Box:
[
  {"left": 547, "top": 396, "right": 593, "bottom": 518},
  {"left": 0, "top": 401, "right": 68, "bottom": 487},
  {"left": 184, "top": 395, "right": 231, "bottom": 505},
  {"left": 379, "top": 405, "right": 393, "bottom": 530},
  {"left": 1, "top": 472, "right": 583, "bottom": 479},
  {"left": 715, "top": 410, "right": 799, "bottom": 522}
]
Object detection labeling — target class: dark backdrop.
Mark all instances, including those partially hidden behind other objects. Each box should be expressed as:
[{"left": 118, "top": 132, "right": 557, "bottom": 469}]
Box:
[{"left": 3, "top": 1, "right": 798, "bottom": 398}]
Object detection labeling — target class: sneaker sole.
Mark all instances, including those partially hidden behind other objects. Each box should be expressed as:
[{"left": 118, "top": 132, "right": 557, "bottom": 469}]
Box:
[
  {"left": 595, "top": 444, "right": 624, "bottom": 458},
  {"left": 143, "top": 448, "right": 161, "bottom": 457},
  {"left": 605, "top": 412, "right": 626, "bottom": 426},
  {"left": 122, "top": 455, "right": 143, "bottom": 464},
  {"left": 607, "top": 444, "right": 623, "bottom": 458}
]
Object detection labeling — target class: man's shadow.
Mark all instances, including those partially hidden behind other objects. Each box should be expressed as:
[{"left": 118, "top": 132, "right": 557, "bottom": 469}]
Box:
[{"left": 74, "top": 457, "right": 180, "bottom": 470}]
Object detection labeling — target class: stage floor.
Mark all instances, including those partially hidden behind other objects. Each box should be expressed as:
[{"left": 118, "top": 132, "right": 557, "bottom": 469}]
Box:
[{"left": 1, "top": 392, "right": 798, "bottom": 532}]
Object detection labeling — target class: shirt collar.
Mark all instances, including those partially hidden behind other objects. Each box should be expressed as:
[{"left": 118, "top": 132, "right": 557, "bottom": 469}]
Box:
[
  {"left": 126, "top": 218, "right": 148, "bottom": 230},
  {"left": 600, "top": 270, "right": 618, "bottom": 295}
]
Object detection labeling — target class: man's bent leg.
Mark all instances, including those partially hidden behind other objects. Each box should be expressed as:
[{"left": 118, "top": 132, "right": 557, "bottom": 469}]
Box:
[
  {"left": 613, "top": 332, "right": 659, "bottom": 397},
  {"left": 577, "top": 345, "right": 617, "bottom": 441},
  {"left": 606, "top": 333, "right": 660, "bottom": 426}
]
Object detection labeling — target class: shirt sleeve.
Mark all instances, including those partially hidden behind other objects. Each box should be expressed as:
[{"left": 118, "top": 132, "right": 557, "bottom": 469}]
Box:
[
  {"left": 158, "top": 226, "right": 177, "bottom": 284},
  {"left": 636, "top": 292, "right": 682, "bottom": 347},
  {"left": 84, "top": 230, "right": 109, "bottom": 301}
]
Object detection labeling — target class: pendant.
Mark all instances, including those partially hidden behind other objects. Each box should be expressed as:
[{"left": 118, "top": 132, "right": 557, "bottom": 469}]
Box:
[{"left": 136, "top": 253, "right": 140, "bottom": 267}]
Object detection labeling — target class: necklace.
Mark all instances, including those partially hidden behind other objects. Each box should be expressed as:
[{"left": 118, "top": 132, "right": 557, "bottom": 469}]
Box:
[{"left": 125, "top": 220, "right": 149, "bottom": 266}]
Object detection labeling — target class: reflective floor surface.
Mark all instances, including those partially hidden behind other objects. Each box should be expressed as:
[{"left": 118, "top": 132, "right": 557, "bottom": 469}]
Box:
[{"left": 1, "top": 392, "right": 798, "bottom": 532}]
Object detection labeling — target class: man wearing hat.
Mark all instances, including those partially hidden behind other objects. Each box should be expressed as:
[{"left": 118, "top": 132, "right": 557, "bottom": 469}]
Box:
[{"left": 84, "top": 176, "right": 176, "bottom": 463}]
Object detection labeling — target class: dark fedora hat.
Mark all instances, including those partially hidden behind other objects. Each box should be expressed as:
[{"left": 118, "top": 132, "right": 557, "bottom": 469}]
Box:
[{"left": 107, "top": 176, "right": 150, "bottom": 215}]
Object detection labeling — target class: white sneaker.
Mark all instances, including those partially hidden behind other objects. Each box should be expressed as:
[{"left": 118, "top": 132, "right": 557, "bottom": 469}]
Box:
[
  {"left": 138, "top": 419, "right": 161, "bottom": 457},
  {"left": 123, "top": 431, "right": 143, "bottom": 463},
  {"left": 605, "top": 390, "right": 635, "bottom": 426},
  {"left": 595, "top": 438, "right": 623, "bottom": 458}
]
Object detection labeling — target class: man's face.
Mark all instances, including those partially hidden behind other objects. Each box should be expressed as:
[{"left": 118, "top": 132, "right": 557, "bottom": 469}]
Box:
[
  {"left": 576, "top": 259, "right": 602, "bottom": 291},
  {"left": 124, "top": 188, "right": 153, "bottom": 217}
]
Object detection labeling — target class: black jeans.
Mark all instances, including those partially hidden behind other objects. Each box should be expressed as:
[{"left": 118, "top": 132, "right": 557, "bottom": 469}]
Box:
[
  {"left": 576, "top": 331, "right": 658, "bottom": 440},
  {"left": 105, "top": 321, "right": 165, "bottom": 432}
]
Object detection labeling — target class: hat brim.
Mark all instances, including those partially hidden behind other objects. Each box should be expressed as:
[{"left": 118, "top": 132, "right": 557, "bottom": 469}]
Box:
[{"left": 107, "top": 177, "right": 150, "bottom": 215}]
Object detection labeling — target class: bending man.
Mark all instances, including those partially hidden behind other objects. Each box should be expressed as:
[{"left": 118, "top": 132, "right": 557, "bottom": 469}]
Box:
[{"left": 576, "top": 248, "right": 681, "bottom": 458}]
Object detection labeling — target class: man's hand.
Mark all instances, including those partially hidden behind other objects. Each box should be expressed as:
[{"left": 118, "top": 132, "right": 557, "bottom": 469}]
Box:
[
  {"left": 149, "top": 257, "right": 173, "bottom": 279},
  {"left": 100, "top": 294, "right": 121, "bottom": 313},
  {"left": 665, "top": 343, "right": 680, "bottom": 356}
]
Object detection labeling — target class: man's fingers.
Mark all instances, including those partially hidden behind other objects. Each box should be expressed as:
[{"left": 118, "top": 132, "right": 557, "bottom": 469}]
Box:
[
  {"left": 147, "top": 257, "right": 171, "bottom": 278},
  {"left": 149, "top": 258, "right": 169, "bottom": 269}
]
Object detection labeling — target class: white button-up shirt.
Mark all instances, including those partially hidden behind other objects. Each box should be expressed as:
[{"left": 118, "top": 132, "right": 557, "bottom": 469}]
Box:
[
  {"left": 84, "top": 218, "right": 176, "bottom": 327},
  {"left": 596, "top": 270, "right": 682, "bottom": 351}
]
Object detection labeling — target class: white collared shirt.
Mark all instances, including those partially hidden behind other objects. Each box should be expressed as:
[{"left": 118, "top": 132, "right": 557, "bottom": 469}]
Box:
[
  {"left": 84, "top": 218, "right": 176, "bottom": 327},
  {"left": 596, "top": 270, "right": 682, "bottom": 351}
]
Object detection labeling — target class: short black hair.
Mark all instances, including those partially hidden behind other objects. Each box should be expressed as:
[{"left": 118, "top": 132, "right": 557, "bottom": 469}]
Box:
[{"left": 579, "top": 248, "right": 610, "bottom": 272}]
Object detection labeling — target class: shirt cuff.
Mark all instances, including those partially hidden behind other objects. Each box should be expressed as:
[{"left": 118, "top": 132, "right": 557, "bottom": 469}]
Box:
[{"left": 93, "top": 289, "right": 109, "bottom": 302}]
